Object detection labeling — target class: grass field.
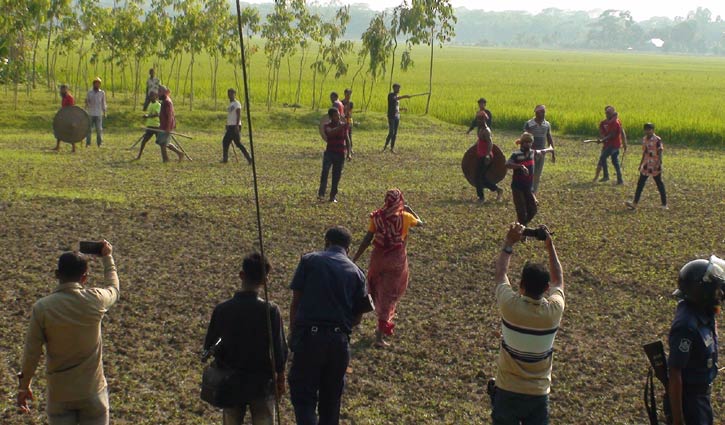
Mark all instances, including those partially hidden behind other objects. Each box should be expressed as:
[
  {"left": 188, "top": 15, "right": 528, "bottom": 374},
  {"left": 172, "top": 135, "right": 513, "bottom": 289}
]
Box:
[
  {"left": 0, "top": 99, "right": 723, "bottom": 424},
  {"left": 21, "top": 44, "right": 725, "bottom": 145}
]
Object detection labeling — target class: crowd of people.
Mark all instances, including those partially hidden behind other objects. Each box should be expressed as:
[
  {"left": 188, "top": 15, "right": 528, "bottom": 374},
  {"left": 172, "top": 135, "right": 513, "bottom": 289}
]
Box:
[{"left": 25, "top": 77, "right": 717, "bottom": 425}]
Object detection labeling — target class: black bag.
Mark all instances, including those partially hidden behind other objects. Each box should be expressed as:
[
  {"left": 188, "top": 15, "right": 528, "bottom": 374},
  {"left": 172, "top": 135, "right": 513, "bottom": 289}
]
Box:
[{"left": 201, "top": 362, "right": 273, "bottom": 408}]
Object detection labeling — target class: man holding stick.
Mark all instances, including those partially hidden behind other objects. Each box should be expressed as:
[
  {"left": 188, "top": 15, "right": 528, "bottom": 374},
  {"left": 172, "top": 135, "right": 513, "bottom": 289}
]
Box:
[
  {"left": 221, "top": 88, "right": 252, "bottom": 164},
  {"left": 85, "top": 77, "right": 106, "bottom": 148},
  {"left": 524, "top": 105, "right": 556, "bottom": 193},
  {"left": 383, "top": 83, "right": 411, "bottom": 153},
  {"left": 156, "top": 85, "right": 184, "bottom": 163},
  {"left": 133, "top": 91, "right": 160, "bottom": 161},
  {"left": 595, "top": 105, "right": 627, "bottom": 184}
]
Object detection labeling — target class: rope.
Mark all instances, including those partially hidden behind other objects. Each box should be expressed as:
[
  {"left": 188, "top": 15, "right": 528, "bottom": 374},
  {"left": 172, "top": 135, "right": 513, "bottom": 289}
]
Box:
[{"left": 234, "top": 1, "right": 282, "bottom": 424}]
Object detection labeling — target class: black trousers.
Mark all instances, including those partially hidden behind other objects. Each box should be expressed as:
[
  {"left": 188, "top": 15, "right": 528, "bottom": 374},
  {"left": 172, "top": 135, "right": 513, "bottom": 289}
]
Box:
[
  {"left": 476, "top": 156, "right": 500, "bottom": 199},
  {"left": 682, "top": 387, "right": 713, "bottom": 425},
  {"left": 512, "top": 186, "right": 537, "bottom": 226},
  {"left": 318, "top": 152, "right": 345, "bottom": 200},
  {"left": 289, "top": 327, "right": 350, "bottom": 425},
  {"left": 384, "top": 117, "right": 400, "bottom": 149},
  {"left": 222, "top": 125, "right": 251, "bottom": 163},
  {"left": 634, "top": 173, "right": 667, "bottom": 205}
]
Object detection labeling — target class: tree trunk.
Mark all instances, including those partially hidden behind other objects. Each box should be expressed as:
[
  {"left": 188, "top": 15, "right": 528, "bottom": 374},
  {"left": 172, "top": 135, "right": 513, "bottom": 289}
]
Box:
[
  {"left": 45, "top": 21, "right": 54, "bottom": 88},
  {"left": 389, "top": 36, "right": 398, "bottom": 91},
  {"left": 425, "top": 28, "right": 434, "bottom": 115},
  {"left": 294, "top": 47, "right": 306, "bottom": 105},
  {"left": 176, "top": 54, "right": 183, "bottom": 96},
  {"left": 189, "top": 51, "right": 195, "bottom": 111},
  {"left": 110, "top": 51, "right": 115, "bottom": 98},
  {"left": 31, "top": 23, "right": 41, "bottom": 90},
  {"left": 134, "top": 57, "right": 140, "bottom": 111}
]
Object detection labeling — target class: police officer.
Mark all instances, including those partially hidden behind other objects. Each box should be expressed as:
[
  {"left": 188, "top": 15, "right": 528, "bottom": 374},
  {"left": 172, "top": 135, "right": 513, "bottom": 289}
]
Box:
[
  {"left": 287, "top": 226, "right": 369, "bottom": 425},
  {"left": 668, "top": 255, "right": 725, "bottom": 425}
]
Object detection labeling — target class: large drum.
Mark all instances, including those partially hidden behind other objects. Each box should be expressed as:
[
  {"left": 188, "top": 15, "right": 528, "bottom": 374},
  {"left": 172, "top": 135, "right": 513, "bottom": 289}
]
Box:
[
  {"left": 53, "top": 106, "right": 90, "bottom": 143},
  {"left": 461, "top": 144, "right": 507, "bottom": 187}
]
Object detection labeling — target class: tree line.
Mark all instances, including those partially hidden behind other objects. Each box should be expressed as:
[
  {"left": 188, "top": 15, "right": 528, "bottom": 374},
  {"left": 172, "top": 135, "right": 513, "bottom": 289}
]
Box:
[{"left": 0, "top": 0, "right": 456, "bottom": 112}]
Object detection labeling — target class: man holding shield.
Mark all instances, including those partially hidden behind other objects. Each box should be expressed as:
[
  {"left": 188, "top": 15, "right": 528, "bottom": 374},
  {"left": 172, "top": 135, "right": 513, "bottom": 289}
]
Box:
[{"left": 52, "top": 85, "right": 78, "bottom": 153}]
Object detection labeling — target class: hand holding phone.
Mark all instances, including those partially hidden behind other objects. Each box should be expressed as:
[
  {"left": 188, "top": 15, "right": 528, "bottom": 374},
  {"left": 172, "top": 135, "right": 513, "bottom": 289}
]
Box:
[{"left": 79, "top": 240, "right": 112, "bottom": 256}]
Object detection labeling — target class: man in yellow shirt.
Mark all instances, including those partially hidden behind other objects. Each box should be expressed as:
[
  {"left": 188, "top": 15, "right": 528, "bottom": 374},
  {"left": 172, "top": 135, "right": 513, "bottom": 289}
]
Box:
[
  {"left": 17, "top": 241, "right": 119, "bottom": 425},
  {"left": 491, "top": 223, "right": 564, "bottom": 425}
]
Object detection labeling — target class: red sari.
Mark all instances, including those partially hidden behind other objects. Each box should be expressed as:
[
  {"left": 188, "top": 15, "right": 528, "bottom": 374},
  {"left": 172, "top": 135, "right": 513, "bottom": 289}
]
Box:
[{"left": 367, "top": 189, "right": 415, "bottom": 336}]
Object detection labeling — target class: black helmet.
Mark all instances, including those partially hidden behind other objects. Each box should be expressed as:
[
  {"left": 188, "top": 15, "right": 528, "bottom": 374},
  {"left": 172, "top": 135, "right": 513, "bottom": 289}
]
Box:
[{"left": 674, "top": 256, "right": 725, "bottom": 309}]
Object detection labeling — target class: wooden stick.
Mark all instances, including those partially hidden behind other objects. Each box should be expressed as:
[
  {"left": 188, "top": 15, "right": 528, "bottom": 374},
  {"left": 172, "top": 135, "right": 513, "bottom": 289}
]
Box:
[
  {"left": 129, "top": 134, "right": 145, "bottom": 150},
  {"left": 406, "top": 92, "right": 430, "bottom": 99},
  {"left": 143, "top": 127, "right": 193, "bottom": 139},
  {"left": 170, "top": 135, "right": 193, "bottom": 161},
  {"left": 583, "top": 139, "right": 602, "bottom": 144}
]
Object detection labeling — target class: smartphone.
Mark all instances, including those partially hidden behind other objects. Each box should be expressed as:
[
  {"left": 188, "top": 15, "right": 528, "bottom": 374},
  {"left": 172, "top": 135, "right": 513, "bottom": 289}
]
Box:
[{"left": 79, "top": 241, "right": 104, "bottom": 255}]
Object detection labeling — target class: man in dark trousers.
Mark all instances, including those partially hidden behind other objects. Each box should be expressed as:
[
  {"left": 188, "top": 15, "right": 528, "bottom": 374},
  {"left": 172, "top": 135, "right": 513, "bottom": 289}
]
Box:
[
  {"left": 221, "top": 88, "right": 252, "bottom": 164},
  {"left": 383, "top": 83, "right": 411, "bottom": 153},
  {"left": 204, "top": 253, "right": 287, "bottom": 425},
  {"left": 317, "top": 108, "right": 350, "bottom": 203},
  {"left": 668, "top": 256, "right": 724, "bottom": 425},
  {"left": 288, "top": 226, "right": 368, "bottom": 425}
]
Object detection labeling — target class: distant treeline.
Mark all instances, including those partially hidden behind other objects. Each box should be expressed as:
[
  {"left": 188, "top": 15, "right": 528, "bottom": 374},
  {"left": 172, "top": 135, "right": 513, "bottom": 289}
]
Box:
[{"left": 239, "top": 3, "right": 725, "bottom": 54}]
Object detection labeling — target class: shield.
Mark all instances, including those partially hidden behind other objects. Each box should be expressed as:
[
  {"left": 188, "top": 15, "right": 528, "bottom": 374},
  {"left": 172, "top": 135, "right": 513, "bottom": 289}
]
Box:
[
  {"left": 462, "top": 143, "right": 507, "bottom": 187},
  {"left": 53, "top": 106, "right": 90, "bottom": 143}
]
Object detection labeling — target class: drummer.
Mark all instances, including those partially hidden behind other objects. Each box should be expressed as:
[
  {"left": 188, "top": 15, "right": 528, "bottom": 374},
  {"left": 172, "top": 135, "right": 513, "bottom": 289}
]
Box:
[
  {"left": 134, "top": 91, "right": 161, "bottom": 161},
  {"left": 472, "top": 103, "right": 503, "bottom": 203},
  {"left": 52, "top": 85, "right": 78, "bottom": 152}
]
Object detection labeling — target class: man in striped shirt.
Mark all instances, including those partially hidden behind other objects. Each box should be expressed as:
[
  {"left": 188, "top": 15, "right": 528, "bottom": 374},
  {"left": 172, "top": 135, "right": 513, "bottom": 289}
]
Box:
[{"left": 492, "top": 223, "right": 565, "bottom": 425}]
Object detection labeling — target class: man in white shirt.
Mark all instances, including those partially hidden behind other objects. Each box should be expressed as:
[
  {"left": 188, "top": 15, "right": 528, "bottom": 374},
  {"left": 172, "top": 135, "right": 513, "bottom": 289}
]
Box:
[
  {"left": 85, "top": 77, "right": 107, "bottom": 147},
  {"left": 523, "top": 105, "right": 556, "bottom": 193},
  {"left": 221, "top": 88, "right": 251, "bottom": 164},
  {"left": 142, "top": 68, "right": 160, "bottom": 111}
]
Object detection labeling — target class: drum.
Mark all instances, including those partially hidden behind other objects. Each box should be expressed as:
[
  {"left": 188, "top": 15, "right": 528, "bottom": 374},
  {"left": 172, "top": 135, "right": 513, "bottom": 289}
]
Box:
[
  {"left": 53, "top": 106, "right": 90, "bottom": 143},
  {"left": 461, "top": 143, "right": 507, "bottom": 187}
]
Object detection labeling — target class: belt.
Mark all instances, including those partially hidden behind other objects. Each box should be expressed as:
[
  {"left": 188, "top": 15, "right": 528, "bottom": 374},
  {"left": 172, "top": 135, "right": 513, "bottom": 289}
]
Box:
[{"left": 309, "top": 325, "right": 345, "bottom": 334}]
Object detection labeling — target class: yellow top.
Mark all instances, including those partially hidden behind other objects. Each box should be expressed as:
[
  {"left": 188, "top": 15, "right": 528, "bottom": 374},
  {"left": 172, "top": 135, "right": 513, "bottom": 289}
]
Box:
[{"left": 367, "top": 211, "right": 419, "bottom": 240}]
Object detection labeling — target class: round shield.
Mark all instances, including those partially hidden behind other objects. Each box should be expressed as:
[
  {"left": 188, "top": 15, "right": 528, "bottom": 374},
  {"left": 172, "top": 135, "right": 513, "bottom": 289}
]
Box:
[
  {"left": 53, "top": 106, "right": 90, "bottom": 143},
  {"left": 462, "top": 143, "right": 507, "bottom": 187}
]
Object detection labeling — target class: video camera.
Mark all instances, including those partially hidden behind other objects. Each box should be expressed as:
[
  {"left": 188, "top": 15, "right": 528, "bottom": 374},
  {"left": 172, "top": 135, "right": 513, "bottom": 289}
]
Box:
[{"left": 522, "top": 225, "right": 552, "bottom": 241}]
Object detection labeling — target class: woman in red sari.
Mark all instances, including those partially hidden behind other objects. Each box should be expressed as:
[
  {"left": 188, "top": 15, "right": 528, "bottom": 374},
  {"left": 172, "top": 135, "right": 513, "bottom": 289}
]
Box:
[{"left": 352, "top": 189, "right": 423, "bottom": 347}]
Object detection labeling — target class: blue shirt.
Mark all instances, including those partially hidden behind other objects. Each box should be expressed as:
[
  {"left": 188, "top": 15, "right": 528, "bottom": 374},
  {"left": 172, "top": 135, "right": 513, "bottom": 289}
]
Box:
[
  {"left": 668, "top": 301, "right": 719, "bottom": 386},
  {"left": 290, "top": 246, "right": 367, "bottom": 333}
]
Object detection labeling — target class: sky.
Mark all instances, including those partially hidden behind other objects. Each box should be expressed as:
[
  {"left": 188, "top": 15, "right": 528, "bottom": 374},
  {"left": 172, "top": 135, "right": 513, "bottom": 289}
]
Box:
[{"left": 244, "top": 1, "right": 725, "bottom": 21}]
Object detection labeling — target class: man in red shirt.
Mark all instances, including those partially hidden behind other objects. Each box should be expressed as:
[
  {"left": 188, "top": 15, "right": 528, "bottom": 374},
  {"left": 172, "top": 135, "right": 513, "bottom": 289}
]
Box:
[
  {"left": 317, "top": 108, "right": 350, "bottom": 203},
  {"left": 52, "top": 85, "right": 78, "bottom": 153},
  {"left": 472, "top": 109, "right": 503, "bottom": 203},
  {"left": 156, "top": 86, "right": 184, "bottom": 163},
  {"left": 595, "top": 105, "right": 627, "bottom": 184}
]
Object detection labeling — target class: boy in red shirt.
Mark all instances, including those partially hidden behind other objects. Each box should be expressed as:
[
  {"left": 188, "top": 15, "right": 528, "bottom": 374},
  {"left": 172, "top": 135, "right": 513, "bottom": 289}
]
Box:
[
  {"left": 52, "top": 85, "right": 78, "bottom": 152},
  {"left": 317, "top": 108, "right": 350, "bottom": 203},
  {"left": 595, "top": 106, "right": 627, "bottom": 184},
  {"left": 506, "top": 133, "right": 554, "bottom": 225}
]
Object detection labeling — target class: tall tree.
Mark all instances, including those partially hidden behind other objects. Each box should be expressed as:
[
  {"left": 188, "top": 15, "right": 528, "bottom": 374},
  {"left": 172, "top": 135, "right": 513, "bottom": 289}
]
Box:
[
  {"left": 358, "top": 12, "right": 392, "bottom": 110},
  {"left": 313, "top": 5, "right": 353, "bottom": 110},
  {"left": 402, "top": 0, "right": 456, "bottom": 114}
]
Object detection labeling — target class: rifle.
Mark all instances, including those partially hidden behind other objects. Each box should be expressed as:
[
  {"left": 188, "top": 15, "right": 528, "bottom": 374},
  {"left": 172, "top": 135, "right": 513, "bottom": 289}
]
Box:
[{"left": 643, "top": 341, "right": 672, "bottom": 424}]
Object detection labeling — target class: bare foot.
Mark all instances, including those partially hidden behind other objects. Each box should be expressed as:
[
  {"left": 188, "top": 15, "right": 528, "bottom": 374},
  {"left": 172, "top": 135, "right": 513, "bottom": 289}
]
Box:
[{"left": 177, "top": 152, "right": 184, "bottom": 162}]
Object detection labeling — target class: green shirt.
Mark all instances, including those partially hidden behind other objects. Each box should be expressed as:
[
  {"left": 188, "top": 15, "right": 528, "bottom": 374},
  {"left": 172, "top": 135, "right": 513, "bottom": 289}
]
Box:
[{"left": 146, "top": 101, "right": 161, "bottom": 127}]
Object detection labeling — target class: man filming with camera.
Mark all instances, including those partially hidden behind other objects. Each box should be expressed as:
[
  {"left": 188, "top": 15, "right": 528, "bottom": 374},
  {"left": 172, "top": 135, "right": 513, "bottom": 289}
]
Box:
[
  {"left": 490, "top": 223, "right": 564, "bottom": 425},
  {"left": 17, "top": 240, "right": 118, "bottom": 424}
]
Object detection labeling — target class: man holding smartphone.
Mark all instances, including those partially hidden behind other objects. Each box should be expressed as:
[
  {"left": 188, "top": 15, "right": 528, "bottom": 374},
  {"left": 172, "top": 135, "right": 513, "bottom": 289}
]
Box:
[
  {"left": 490, "top": 223, "right": 564, "bottom": 425},
  {"left": 17, "top": 240, "right": 119, "bottom": 425}
]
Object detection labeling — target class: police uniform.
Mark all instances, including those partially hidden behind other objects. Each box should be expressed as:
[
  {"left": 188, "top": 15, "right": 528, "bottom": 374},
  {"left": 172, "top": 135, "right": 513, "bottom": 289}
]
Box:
[{"left": 668, "top": 300, "right": 718, "bottom": 425}]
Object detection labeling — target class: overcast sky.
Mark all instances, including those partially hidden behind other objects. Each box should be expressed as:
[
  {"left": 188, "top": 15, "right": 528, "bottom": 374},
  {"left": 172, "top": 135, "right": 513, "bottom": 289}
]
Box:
[{"left": 244, "top": 1, "right": 725, "bottom": 21}]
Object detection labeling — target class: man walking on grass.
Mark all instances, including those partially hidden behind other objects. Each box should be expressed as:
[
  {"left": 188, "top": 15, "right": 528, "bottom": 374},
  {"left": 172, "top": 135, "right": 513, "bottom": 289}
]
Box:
[
  {"left": 157, "top": 85, "right": 184, "bottom": 163},
  {"left": 221, "top": 88, "right": 252, "bottom": 164},
  {"left": 524, "top": 105, "right": 556, "bottom": 193},
  {"left": 85, "top": 77, "right": 106, "bottom": 148}
]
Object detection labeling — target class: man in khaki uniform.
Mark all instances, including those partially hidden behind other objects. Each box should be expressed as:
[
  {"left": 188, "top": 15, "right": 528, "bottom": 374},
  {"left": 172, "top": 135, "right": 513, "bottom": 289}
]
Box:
[
  {"left": 17, "top": 241, "right": 119, "bottom": 425},
  {"left": 491, "top": 223, "right": 564, "bottom": 425}
]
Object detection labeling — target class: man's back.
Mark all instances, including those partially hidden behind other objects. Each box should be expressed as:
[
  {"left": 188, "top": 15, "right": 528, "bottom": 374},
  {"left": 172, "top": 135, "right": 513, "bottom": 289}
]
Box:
[
  {"left": 204, "top": 292, "right": 287, "bottom": 377},
  {"left": 290, "top": 247, "right": 366, "bottom": 333},
  {"left": 495, "top": 276, "right": 564, "bottom": 395},
  {"left": 22, "top": 256, "right": 118, "bottom": 403}
]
